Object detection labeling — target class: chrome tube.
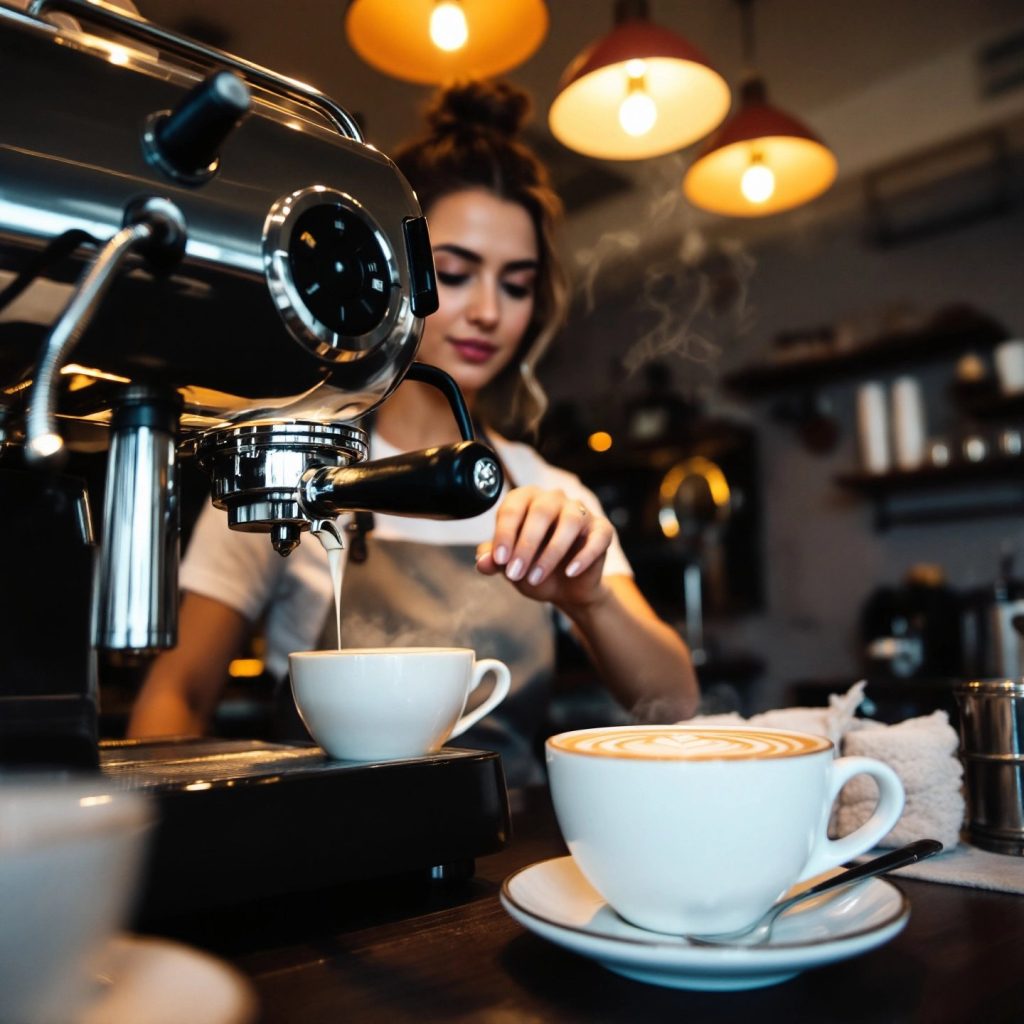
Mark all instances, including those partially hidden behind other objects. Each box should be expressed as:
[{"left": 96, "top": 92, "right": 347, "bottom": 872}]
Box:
[
  {"left": 24, "top": 222, "right": 152, "bottom": 463},
  {"left": 24, "top": 197, "right": 186, "bottom": 464},
  {"left": 92, "top": 388, "right": 180, "bottom": 652},
  {"left": 27, "top": 0, "right": 364, "bottom": 143},
  {"left": 683, "top": 562, "right": 706, "bottom": 666}
]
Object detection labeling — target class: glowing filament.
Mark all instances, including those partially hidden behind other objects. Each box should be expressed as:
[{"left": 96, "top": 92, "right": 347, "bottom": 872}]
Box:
[
  {"left": 618, "top": 63, "right": 657, "bottom": 137},
  {"left": 430, "top": 1, "right": 469, "bottom": 52},
  {"left": 740, "top": 155, "right": 775, "bottom": 204}
]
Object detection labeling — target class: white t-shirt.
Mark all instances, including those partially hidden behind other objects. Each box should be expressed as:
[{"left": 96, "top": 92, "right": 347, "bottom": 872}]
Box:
[{"left": 181, "top": 432, "right": 632, "bottom": 678}]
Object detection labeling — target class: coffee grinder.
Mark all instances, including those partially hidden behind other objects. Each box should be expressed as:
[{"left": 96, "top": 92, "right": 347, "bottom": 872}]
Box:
[{"left": 0, "top": 0, "right": 509, "bottom": 918}]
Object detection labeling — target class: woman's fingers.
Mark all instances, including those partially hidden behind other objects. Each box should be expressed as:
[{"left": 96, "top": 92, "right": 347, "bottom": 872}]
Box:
[
  {"left": 475, "top": 541, "right": 497, "bottom": 574},
  {"left": 504, "top": 490, "right": 573, "bottom": 582},
  {"left": 562, "top": 517, "right": 614, "bottom": 579},
  {"left": 519, "top": 503, "right": 595, "bottom": 586},
  {"left": 489, "top": 486, "right": 551, "bottom": 571},
  {"left": 489, "top": 487, "right": 611, "bottom": 587}
]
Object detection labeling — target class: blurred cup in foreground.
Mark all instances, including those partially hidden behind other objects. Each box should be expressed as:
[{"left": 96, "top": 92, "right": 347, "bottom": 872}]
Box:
[
  {"left": 0, "top": 779, "right": 153, "bottom": 1024},
  {"left": 546, "top": 725, "right": 904, "bottom": 936},
  {"left": 290, "top": 647, "right": 511, "bottom": 761}
]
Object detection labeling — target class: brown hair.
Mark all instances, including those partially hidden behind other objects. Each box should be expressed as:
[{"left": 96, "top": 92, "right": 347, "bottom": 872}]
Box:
[{"left": 392, "top": 80, "right": 568, "bottom": 438}]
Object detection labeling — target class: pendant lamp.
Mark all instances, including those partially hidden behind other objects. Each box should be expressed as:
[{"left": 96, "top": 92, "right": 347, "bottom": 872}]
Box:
[
  {"left": 548, "top": 0, "right": 730, "bottom": 161},
  {"left": 683, "top": 1, "right": 837, "bottom": 217},
  {"left": 344, "top": 0, "right": 548, "bottom": 85}
]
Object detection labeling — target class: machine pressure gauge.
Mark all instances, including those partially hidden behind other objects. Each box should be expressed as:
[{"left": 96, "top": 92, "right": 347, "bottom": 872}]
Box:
[{"left": 263, "top": 186, "right": 402, "bottom": 363}]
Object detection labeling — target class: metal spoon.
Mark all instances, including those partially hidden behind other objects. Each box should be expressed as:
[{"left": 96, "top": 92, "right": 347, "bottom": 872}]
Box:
[{"left": 685, "top": 838, "right": 943, "bottom": 948}]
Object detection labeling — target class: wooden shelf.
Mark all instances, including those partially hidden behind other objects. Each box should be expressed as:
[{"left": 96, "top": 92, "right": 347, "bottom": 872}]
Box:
[
  {"left": 723, "top": 314, "right": 1006, "bottom": 397},
  {"left": 836, "top": 456, "right": 1024, "bottom": 492},
  {"left": 834, "top": 456, "right": 1024, "bottom": 529},
  {"left": 956, "top": 388, "right": 1024, "bottom": 421}
]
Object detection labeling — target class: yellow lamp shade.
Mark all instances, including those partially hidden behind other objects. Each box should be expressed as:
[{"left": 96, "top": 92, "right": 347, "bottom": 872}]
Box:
[
  {"left": 549, "top": 18, "right": 730, "bottom": 161},
  {"left": 683, "top": 79, "right": 837, "bottom": 217},
  {"left": 345, "top": 0, "right": 549, "bottom": 85}
]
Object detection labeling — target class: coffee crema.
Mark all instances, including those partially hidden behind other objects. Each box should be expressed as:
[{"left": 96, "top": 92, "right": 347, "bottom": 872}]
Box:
[{"left": 548, "top": 727, "right": 831, "bottom": 761}]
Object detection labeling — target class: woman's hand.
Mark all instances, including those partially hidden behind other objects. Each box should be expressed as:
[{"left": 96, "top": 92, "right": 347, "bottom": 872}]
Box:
[{"left": 475, "top": 486, "right": 615, "bottom": 611}]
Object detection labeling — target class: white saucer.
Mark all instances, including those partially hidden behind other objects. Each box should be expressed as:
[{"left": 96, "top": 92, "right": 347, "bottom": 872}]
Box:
[
  {"left": 80, "top": 934, "right": 258, "bottom": 1024},
  {"left": 500, "top": 856, "right": 909, "bottom": 991}
]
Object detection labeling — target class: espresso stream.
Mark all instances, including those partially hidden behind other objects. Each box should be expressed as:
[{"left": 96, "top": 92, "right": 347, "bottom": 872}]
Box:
[
  {"left": 550, "top": 727, "right": 831, "bottom": 760},
  {"left": 315, "top": 526, "right": 345, "bottom": 650}
]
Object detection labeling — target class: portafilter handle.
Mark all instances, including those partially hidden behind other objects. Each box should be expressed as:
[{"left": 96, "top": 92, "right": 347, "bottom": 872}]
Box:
[
  {"left": 300, "top": 439, "right": 502, "bottom": 521},
  {"left": 299, "top": 362, "right": 502, "bottom": 520}
]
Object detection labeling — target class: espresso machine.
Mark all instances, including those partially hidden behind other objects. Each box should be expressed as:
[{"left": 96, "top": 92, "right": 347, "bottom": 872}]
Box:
[{"left": 0, "top": 0, "right": 509, "bottom": 917}]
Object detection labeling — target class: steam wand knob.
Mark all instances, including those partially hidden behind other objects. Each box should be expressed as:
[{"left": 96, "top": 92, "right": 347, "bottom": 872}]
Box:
[{"left": 143, "top": 70, "right": 251, "bottom": 185}]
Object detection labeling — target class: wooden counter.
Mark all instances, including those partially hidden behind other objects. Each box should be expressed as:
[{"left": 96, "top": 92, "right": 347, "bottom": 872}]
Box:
[{"left": 159, "top": 788, "right": 1024, "bottom": 1024}]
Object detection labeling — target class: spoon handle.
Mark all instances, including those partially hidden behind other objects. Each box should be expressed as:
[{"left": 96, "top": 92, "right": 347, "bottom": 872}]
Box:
[
  {"left": 771, "top": 838, "right": 944, "bottom": 921},
  {"left": 686, "top": 838, "right": 944, "bottom": 946}
]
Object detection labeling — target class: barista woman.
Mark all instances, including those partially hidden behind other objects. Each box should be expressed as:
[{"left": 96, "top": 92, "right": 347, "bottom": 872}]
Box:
[{"left": 128, "top": 81, "right": 699, "bottom": 784}]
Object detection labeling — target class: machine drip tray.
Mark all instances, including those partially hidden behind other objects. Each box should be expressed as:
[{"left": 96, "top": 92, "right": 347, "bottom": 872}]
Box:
[{"left": 100, "top": 737, "right": 511, "bottom": 921}]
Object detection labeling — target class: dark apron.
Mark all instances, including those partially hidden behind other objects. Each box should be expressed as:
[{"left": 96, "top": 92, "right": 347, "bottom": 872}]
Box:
[{"left": 277, "top": 536, "right": 556, "bottom": 788}]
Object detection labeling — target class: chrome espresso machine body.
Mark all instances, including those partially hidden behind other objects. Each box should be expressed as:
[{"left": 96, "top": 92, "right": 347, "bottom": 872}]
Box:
[{"left": 0, "top": 0, "right": 509, "bottom": 916}]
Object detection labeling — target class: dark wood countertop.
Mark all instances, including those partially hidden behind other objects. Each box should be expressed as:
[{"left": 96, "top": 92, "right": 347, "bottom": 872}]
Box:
[{"left": 158, "top": 788, "right": 1024, "bottom": 1024}]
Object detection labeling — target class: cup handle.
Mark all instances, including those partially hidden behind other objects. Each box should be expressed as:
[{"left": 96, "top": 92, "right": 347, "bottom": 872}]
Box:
[
  {"left": 449, "top": 658, "right": 511, "bottom": 738},
  {"left": 798, "top": 755, "right": 905, "bottom": 881}
]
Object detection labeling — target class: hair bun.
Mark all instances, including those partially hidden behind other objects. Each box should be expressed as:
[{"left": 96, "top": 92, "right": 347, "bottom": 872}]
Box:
[{"left": 426, "top": 80, "right": 532, "bottom": 140}]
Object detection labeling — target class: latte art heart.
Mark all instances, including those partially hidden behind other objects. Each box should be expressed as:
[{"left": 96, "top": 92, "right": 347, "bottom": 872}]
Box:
[{"left": 549, "top": 726, "right": 831, "bottom": 760}]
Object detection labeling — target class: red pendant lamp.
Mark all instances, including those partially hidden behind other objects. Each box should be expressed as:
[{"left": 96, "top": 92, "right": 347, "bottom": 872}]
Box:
[
  {"left": 683, "top": 0, "right": 837, "bottom": 216},
  {"left": 344, "top": 0, "right": 548, "bottom": 85},
  {"left": 548, "top": 0, "right": 730, "bottom": 161}
]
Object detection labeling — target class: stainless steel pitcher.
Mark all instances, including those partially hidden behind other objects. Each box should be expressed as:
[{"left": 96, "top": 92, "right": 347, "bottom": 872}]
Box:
[{"left": 954, "top": 679, "right": 1024, "bottom": 855}]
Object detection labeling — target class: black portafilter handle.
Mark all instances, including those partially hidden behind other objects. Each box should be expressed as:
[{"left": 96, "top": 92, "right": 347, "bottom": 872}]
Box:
[
  {"left": 149, "top": 70, "right": 251, "bottom": 181},
  {"left": 300, "top": 439, "right": 503, "bottom": 521}
]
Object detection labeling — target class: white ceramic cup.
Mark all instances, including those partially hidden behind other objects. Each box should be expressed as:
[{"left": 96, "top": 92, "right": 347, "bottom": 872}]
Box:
[
  {"left": 0, "top": 779, "right": 153, "bottom": 1024},
  {"left": 856, "top": 381, "right": 890, "bottom": 474},
  {"left": 546, "top": 724, "right": 905, "bottom": 936},
  {"left": 290, "top": 647, "right": 512, "bottom": 761},
  {"left": 891, "top": 375, "right": 926, "bottom": 471},
  {"left": 994, "top": 339, "right": 1024, "bottom": 395}
]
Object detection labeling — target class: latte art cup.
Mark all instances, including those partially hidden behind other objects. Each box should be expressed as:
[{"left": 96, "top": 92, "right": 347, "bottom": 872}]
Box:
[
  {"left": 546, "top": 725, "right": 905, "bottom": 936},
  {"left": 290, "top": 647, "right": 511, "bottom": 761}
]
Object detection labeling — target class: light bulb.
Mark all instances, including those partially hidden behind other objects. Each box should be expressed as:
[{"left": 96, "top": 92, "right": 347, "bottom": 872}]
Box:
[
  {"left": 740, "top": 158, "right": 775, "bottom": 204},
  {"left": 28, "top": 432, "right": 63, "bottom": 459},
  {"left": 618, "top": 68, "right": 657, "bottom": 137},
  {"left": 429, "top": 1, "right": 468, "bottom": 52},
  {"left": 106, "top": 45, "right": 130, "bottom": 66}
]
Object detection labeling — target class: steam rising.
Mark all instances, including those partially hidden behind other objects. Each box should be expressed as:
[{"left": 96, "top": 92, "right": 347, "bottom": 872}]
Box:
[
  {"left": 629, "top": 692, "right": 695, "bottom": 726},
  {"left": 576, "top": 231, "right": 640, "bottom": 315},
  {"left": 337, "top": 566, "right": 500, "bottom": 650},
  {"left": 572, "top": 155, "right": 756, "bottom": 384}
]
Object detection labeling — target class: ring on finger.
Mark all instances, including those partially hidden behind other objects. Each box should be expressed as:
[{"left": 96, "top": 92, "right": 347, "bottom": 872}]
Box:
[{"left": 577, "top": 502, "right": 588, "bottom": 517}]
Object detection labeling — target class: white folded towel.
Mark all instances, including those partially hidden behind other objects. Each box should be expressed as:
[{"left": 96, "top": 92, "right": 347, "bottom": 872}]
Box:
[
  {"left": 835, "top": 710, "right": 964, "bottom": 851},
  {"left": 694, "top": 681, "right": 866, "bottom": 750}
]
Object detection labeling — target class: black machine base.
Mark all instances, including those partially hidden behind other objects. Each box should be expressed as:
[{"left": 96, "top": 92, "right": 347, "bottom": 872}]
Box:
[{"left": 99, "top": 738, "right": 511, "bottom": 921}]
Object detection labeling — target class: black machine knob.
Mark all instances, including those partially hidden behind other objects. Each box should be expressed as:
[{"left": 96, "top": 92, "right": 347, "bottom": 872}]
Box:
[
  {"left": 300, "top": 440, "right": 503, "bottom": 521},
  {"left": 145, "top": 70, "right": 251, "bottom": 184}
]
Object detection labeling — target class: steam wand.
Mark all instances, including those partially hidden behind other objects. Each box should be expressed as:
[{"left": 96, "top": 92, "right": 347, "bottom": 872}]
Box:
[{"left": 24, "top": 197, "right": 186, "bottom": 464}]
